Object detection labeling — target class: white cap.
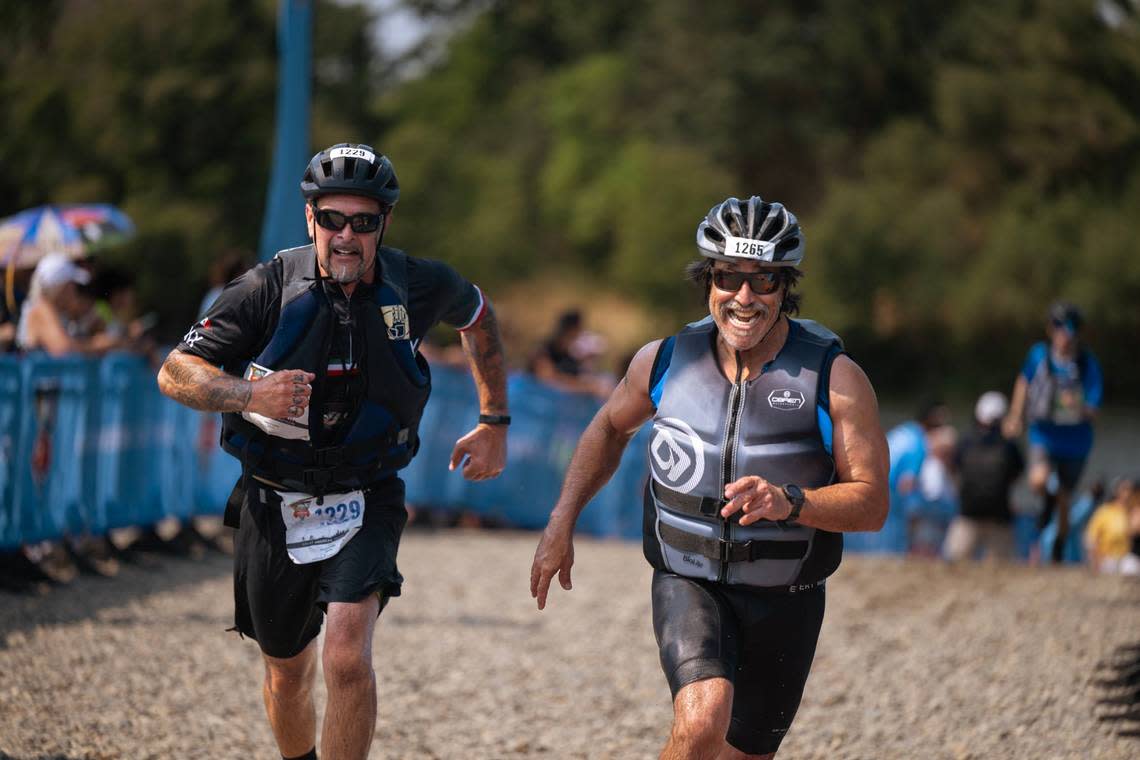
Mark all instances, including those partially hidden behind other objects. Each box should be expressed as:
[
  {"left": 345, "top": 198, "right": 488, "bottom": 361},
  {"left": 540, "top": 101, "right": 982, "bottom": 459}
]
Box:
[
  {"left": 569, "top": 331, "right": 607, "bottom": 360},
  {"left": 975, "top": 391, "right": 1008, "bottom": 426},
  {"left": 33, "top": 253, "right": 91, "bottom": 289}
]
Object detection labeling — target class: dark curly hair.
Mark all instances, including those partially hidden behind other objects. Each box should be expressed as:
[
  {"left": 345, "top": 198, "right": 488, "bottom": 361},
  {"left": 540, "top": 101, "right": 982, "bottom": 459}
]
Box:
[{"left": 684, "top": 259, "right": 803, "bottom": 316}]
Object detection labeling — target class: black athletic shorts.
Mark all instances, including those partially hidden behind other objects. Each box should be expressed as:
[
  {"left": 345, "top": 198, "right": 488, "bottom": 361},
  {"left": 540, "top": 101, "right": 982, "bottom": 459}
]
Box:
[
  {"left": 232, "top": 477, "right": 408, "bottom": 659},
  {"left": 651, "top": 569, "right": 826, "bottom": 756},
  {"left": 1029, "top": 445, "right": 1088, "bottom": 491}
]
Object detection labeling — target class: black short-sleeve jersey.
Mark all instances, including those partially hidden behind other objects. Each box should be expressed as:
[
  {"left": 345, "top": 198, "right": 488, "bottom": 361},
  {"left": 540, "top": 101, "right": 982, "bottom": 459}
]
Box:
[{"left": 177, "top": 250, "right": 483, "bottom": 371}]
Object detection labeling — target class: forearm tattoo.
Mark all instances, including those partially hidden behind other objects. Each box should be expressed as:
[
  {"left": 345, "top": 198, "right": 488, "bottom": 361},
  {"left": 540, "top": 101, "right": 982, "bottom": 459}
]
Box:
[
  {"left": 160, "top": 351, "right": 251, "bottom": 412},
  {"left": 461, "top": 306, "right": 508, "bottom": 413}
]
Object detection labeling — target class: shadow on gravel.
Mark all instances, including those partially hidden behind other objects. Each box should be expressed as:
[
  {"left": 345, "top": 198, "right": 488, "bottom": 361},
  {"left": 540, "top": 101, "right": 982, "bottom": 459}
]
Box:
[
  {"left": 1094, "top": 641, "right": 1140, "bottom": 740},
  {"left": 389, "top": 613, "right": 541, "bottom": 630},
  {"left": 0, "top": 553, "right": 232, "bottom": 649}
]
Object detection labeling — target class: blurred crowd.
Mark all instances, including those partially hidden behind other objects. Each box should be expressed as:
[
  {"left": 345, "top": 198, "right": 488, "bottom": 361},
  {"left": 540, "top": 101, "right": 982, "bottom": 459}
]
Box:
[
  {"left": 3, "top": 269, "right": 1136, "bottom": 594},
  {"left": 888, "top": 303, "right": 1137, "bottom": 575},
  {"left": 0, "top": 252, "right": 159, "bottom": 360}
]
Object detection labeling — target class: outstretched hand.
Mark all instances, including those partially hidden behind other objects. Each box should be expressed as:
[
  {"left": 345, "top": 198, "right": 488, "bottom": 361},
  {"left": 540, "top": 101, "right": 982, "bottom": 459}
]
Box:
[
  {"left": 449, "top": 423, "right": 507, "bottom": 480},
  {"left": 530, "top": 518, "right": 575, "bottom": 610}
]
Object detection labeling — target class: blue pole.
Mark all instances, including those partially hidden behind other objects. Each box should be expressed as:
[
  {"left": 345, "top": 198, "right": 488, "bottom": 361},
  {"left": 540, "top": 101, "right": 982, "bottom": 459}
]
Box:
[{"left": 258, "top": 0, "right": 313, "bottom": 262}]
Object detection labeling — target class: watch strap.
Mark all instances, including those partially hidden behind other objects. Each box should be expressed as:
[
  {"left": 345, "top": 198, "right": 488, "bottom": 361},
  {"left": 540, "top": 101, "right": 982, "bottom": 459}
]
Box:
[
  {"left": 782, "top": 484, "right": 805, "bottom": 522},
  {"left": 478, "top": 413, "right": 511, "bottom": 426}
]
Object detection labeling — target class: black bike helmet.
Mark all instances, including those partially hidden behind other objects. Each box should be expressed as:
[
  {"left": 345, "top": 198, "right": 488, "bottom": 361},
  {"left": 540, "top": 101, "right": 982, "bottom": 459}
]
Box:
[
  {"left": 300, "top": 143, "right": 399, "bottom": 207},
  {"left": 695, "top": 196, "right": 804, "bottom": 266},
  {"left": 1048, "top": 301, "right": 1083, "bottom": 331}
]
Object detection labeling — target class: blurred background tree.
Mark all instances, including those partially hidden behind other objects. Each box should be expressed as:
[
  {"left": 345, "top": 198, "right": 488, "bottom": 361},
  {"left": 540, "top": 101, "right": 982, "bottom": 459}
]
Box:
[{"left": 2, "top": 0, "right": 1137, "bottom": 399}]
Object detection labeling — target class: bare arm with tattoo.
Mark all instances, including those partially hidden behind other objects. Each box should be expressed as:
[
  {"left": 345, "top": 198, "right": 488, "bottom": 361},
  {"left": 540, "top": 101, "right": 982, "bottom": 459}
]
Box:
[
  {"left": 530, "top": 339, "right": 661, "bottom": 609},
  {"left": 459, "top": 304, "right": 509, "bottom": 416},
  {"left": 447, "top": 304, "right": 509, "bottom": 481},
  {"left": 157, "top": 349, "right": 314, "bottom": 418}
]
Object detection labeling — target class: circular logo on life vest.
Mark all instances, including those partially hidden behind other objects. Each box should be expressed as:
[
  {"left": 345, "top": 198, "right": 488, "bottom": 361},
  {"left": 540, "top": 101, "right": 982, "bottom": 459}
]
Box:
[{"left": 650, "top": 417, "right": 705, "bottom": 494}]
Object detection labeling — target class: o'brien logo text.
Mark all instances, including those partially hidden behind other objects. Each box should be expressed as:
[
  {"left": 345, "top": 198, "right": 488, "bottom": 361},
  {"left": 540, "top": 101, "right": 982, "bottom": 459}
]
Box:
[{"left": 768, "top": 389, "right": 805, "bottom": 411}]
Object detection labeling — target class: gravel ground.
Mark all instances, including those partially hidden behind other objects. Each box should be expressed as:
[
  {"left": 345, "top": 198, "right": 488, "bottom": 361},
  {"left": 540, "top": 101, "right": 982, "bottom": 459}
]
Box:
[{"left": 2, "top": 529, "right": 1138, "bottom": 759}]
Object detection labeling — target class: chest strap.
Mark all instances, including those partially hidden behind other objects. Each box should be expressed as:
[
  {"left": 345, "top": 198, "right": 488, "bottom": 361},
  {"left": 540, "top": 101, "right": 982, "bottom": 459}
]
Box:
[
  {"left": 658, "top": 522, "right": 809, "bottom": 563},
  {"left": 652, "top": 479, "right": 725, "bottom": 517}
]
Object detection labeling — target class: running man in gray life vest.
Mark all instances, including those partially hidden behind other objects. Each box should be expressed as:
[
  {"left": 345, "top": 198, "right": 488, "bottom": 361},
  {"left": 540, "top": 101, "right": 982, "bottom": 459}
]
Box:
[
  {"left": 530, "top": 196, "right": 889, "bottom": 759},
  {"left": 158, "top": 144, "right": 509, "bottom": 760}
]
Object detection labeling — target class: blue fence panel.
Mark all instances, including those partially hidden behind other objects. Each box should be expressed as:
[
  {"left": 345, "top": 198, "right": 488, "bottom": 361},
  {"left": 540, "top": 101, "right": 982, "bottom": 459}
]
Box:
[
  {"left": 0, "top": 353, "right": 926, "bottom": 556},
  {"left": 93, "top": 354, "right": 160, "bottom": 530},
  {"left": 8, "top": 356, "right": 90, "bottom": 544},
  {"left": 401, "top": 365, "right": 479, "bottom": 510},
  {"left": 194, "top": 412, "right": 241, "bottom": 514},
  {"left": 153, "top": 395, "right": 199, "bottom": 520},
  {"left": 0, "top": 357, "right": 23, "bottom": 546}
]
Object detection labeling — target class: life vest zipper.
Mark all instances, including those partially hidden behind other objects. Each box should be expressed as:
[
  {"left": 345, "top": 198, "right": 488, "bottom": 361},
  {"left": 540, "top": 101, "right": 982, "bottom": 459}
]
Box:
[{"left": 718, "top": 351, "right": 745, "bottom": 582}]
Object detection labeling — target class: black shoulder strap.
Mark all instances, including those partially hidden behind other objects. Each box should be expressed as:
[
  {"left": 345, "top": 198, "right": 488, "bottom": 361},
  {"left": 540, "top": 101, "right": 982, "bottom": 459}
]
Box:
[{"left": 377, "top": 246, "right": 409, "bottom": 305}]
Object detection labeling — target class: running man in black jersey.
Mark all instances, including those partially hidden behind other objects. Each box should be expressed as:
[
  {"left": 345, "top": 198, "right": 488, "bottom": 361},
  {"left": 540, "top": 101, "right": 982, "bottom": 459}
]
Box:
[
  {"left": 158, "top": 144, "right": 509, "bottom": 760},
  {"left": 531, "top": 197, "right": 888, "bottom": 758}
]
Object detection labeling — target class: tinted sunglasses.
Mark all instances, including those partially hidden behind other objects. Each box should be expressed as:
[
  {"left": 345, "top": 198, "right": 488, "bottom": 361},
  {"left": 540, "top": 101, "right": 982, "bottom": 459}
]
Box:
[
  {"left": 312, "top": 205, "right": 384, "bottom": 234},
  {"left": 711, "top": 269, "right": 781, "bottom": 295}
]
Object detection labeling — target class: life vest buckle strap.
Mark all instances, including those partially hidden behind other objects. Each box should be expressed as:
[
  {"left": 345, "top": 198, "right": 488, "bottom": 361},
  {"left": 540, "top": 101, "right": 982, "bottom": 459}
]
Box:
[
  {"left": 658, "top": 521, "right": 810, "bottom": 563},
  {"left": 651, "top": 479, "right": 725, "bottom": 517},
  {"left": 312, "top": 447, "right": 346, "bottom": 467},
  {"left": 721, "top": 538, "right": 753, "bottom": 563}
]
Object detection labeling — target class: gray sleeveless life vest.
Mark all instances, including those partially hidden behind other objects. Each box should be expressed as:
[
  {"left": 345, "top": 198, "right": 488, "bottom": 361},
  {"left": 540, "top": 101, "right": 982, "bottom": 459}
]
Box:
[
  {"left": 1025, "top": 344, "right": 1090, "bottom": 426},
  {"left": 643, "top": 317, "right": 844, "bottom": 589},
  {"left": 220, "top": 245, "right": 430, "bottom": 496}
]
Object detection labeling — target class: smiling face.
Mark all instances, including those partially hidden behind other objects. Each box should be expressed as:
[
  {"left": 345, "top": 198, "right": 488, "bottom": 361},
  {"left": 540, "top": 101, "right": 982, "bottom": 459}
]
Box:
[
  {"left": 305, "top": 193, "right": 385, "bottom": 287},
  {"left": 708, "top": 260, "right": 785, "bottom": 353}
]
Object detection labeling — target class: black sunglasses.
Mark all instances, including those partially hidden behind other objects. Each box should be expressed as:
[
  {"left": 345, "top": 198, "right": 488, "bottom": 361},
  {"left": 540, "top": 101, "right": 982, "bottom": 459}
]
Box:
[
  {"left": 312, "top": 205, "right": 384, "bottom": 234},
  {"left": 711, "top": 269, "right": 781, "bottom": 295}
]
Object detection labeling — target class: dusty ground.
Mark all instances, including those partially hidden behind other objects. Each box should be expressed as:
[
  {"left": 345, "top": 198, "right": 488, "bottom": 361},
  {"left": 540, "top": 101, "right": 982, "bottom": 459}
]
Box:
[{"left": 2, "top": 530, "right": 1138, "bottom": 759}]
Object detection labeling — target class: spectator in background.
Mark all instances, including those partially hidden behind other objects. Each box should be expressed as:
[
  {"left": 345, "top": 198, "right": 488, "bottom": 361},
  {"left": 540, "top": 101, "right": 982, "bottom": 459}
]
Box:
[
  {"left": 198, "top": 250, "right": 251, "bottom": 319},
  {"left": 1085, "top": 478, "right": 1139, "bottom": 575},
  {"left": 90, "top": 267, "right": 158, "bottom": 353},
  {"left": 527, "top": 308, "right": 613, "bottom": 399},
  {"left": 16, "top": 253, "right": 120, "bottom": 356},
  {"left": 907, "top": 425, "right": 959, "bottom": 556},
  {"left": 884, "top": 398, "right": 950, "bottom": 548},
  {"left": 943, "top": 391, "right": 1025, "bottom": 562},
  {"left": 1004, "top": 301, "right": 1103, "bottom": 563}
]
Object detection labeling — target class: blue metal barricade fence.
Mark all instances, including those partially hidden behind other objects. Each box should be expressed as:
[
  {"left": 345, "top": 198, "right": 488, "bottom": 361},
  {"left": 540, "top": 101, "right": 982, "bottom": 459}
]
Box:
[{"left": 0, "top": 354, "right": 917, "bottom": 554}]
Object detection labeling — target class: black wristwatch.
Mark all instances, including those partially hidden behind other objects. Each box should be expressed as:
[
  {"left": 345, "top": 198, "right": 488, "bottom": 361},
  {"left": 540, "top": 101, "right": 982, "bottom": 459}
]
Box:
[
  {"left": 782, "top": 484, "right": 806, "bottom": 523},
  {"left": 478, "top": 413, "right": 511, "bottom": 426}
]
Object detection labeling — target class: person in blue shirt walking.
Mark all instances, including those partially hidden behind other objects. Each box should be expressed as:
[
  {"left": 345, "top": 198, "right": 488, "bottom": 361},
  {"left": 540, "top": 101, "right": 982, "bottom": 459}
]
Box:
[{"left": 1003, "top": 302, "right": 1103, "bottom": 564}]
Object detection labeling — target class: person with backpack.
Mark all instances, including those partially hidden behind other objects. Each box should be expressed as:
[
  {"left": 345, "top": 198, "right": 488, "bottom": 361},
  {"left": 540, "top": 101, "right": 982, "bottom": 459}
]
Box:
[{"left": 1003, "top": 302, "right": 1103, "bottom": 564}]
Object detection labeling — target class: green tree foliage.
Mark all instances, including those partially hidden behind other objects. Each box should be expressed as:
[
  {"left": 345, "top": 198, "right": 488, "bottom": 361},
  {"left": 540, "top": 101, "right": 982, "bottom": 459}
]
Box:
[
  {"left": 0, "top": 0, "right": 382, "bottom": 335},
  {"left": 381, "top": 0, "right": 1138, "bottom": 396},
  {"left": 2, "top": 0, "right": 1137, "bottom": 397}
]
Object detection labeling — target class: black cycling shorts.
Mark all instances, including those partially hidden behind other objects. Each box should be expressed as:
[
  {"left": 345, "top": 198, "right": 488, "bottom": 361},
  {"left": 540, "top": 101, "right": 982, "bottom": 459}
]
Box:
[
  {"left": 651, "top": 569, "right": 826, "bottom": 756},
  {"left": 1029, "top": 445, "right": 1088, "bottom": 491},
  {"left": 232, "top": 477, "right": 408, "bottom": 659}
]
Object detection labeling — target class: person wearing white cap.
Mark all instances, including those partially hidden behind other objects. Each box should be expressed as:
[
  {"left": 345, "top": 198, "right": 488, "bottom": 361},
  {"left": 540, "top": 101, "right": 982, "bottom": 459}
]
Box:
[
  {"left": 943, "top": 391, "right": 1026, "bottom": 562},
  {"left": 15, "top": 253, "right": 116, "bottom": 356}
]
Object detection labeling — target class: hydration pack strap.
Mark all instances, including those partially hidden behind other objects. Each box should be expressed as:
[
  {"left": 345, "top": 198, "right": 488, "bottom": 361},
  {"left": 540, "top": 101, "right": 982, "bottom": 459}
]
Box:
[
  {"left": 220, "top": 425, "right": 415, "bottom": 494},
  {"left": 658, "top": 522, "right": 809, "bottom": 563},
  {"left": 652, "top": 479, "right": 725, "bottom": 517}
]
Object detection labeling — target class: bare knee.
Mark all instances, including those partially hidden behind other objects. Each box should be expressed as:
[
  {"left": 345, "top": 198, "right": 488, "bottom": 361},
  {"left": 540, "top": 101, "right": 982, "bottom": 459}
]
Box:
[
  {"left": 671, "top": 716, "right": 727, "bottom": 758},
  {"left": 264, "top": 646, "right": 316, "bottom": 700},
  {"left": 670, "top": 680, "right": 733, "bottom": 758},
  {"left": 322, "top": 598, "right": 378, "bottom": 689},
  {"left": 1028, "top": 463, "right": 1050, "bottom": 494}
]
